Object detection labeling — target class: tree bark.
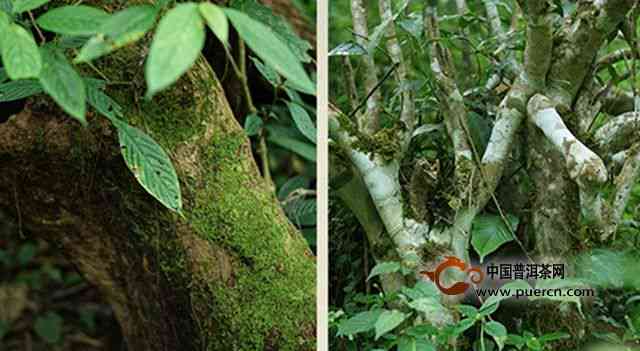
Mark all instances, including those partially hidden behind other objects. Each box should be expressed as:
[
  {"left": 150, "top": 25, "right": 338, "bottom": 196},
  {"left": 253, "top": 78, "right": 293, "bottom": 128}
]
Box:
[{"left": 0, "top": 32, "right": 315, "bottom": 351}]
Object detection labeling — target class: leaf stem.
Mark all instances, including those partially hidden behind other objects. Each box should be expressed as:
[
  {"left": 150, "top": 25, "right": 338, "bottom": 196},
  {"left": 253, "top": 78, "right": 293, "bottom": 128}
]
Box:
[
  {"left": 259, "top": 132, "right": 274, "bottom": 192},
  {"left": 238, "top": 39, "right": 257, "bottom": 114},
  {"left": 28, "top": 11, "right": 46, "bottom": 44},
  {"left": 225, "top": 38, "right": 273, "bottom": 190}
]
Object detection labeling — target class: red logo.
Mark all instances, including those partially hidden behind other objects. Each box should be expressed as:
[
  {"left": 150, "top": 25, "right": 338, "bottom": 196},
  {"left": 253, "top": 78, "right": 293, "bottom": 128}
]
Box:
[{"left": 420, "top": 256, "right": 484, "bottom": 295}]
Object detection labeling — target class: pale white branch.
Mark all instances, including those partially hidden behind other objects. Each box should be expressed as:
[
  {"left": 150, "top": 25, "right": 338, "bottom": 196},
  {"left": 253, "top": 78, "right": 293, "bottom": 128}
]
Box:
[
  {"left": 528, "top": 94, "right": 608, "bottom": 188},
  {"left": 329, "top": 109, "right": 429, "bottom": 265},
  {"left": 423, "top": 2, "right": 474, "bottom": 183},
  {"left": 351, "top": 0, "right": 382, "bottom": 134},
  {"left": 378, "top": 0, "right": 415, "bottom": 146}
]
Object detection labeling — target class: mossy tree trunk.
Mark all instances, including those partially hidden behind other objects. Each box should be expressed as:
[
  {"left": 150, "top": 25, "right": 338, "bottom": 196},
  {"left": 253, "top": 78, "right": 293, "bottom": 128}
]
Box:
[{"left": 0, "top": 33, "right": 316, "bottom": 351}]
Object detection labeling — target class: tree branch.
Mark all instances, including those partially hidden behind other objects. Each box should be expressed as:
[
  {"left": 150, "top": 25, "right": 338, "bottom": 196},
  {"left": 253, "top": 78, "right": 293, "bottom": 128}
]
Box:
[
  {"left": 329, "top": 154, "right": 407, "bottom": 293},
  {"left": 601, "top": 86, "right": 636, "bottom": 116},
  {"left": 477, "top": 0, "right": 554, "bottom": 206},
  {"left": 528, "top": 94, "right": 609, "bottom": 227},
  {"left": 546, "top": 0, "right": 636, "bottom": 108},
  {"left": 329, "top": 108, "right": 429, "bottom": 265},
  {"left": 528, "top": 94, "right": 609, "bottom": 187},
  {"left": 594, "top": 112, "right": 640, "bottom": 156},
  {"left": 378, "top": 0, "right": 416, "bottom": 146},
  {"left": 351, "top": 0, "right": 382, "bottom": 134},
  {"left": 522, "top": 0, "right": 554, "bottom": 90},
  {"left": 603, "top": 143, "right": 640, "bottom": 239},
  {"left": 423, "top": 1, "right": 475, "bottom": 195},
  {"left": 597, "top": 48, "right": 634, "bottom": 69}
]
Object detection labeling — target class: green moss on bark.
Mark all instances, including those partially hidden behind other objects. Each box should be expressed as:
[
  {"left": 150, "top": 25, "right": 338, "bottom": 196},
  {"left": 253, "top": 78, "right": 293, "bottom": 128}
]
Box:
[{"left": 109, "top": 55, "right": 314, "bottom": 349}]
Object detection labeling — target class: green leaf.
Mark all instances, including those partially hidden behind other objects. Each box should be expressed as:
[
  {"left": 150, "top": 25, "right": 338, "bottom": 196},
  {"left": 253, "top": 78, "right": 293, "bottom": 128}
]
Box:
[
  {"left": 401, "top": 280, "right": 440, "bottom": 300},
  {"left": 329, "top": 41, "right": 367, "bottom": 56},
  {"left": 526, "top": 337, "right": 542, "bottom": 351},
  {"left": 224, "top": 8, "right": 314, "bottom": 95},
  {"left": 337, "top": 309, "right": 382, "bottom": 336},
  {"left": 367, "top": 0, "right": 410, "bottom": 53},
  {"left": 0, "top": 319, "right": 9, "bottom": 340},
  {"left": 287, "top": 102, "right": 316, "bottom": 144},
  {"left": 485, "top": 321, "right": 507, "bottom": 350},
  {"left": 267, "top": 135, "right": 316, "bottom": 161},
  {"left": 574, "top": 249, "right": 627, "bottom": 288},
  {"left": 38, "top": 46, "right": 86, "bottom": 124},
  {"left": 538, "top": 332, "right": 570, "bottom": 342},
  {"left": 34, "top": 312, "right": 63, "bottom": 344},
  {"left": 243, "top": 113, "right": 263, "bottom": 136},
  {"left": 277, "top": 176, "right": 308, "bottom": 200},
  {"left": 453, "top": 317, "right": 476, "bottom": 335},
  {"left": 398, "top": 336, "right": 417, "bottom": 351},
  {"left": 0, "top": 10, "right": 9, "bottom": 33},
  {"left": 479, "top": 280, "right": 532, "bottom": 314},
  {"left": 375, "top": 310, "right": 408, "bottom": 340},
  {"left": 199, "top": 3, "right": 227, "bottom": 44},
  {"left": 406, "top": 325, "right": 438, "bottom": 338},
  {"left": 284, "top": 198, "right": 316, "bottom": 226},
  {"left": 467, "top": 111, "right": 491, "bottom": 156},
  {"left": 145, "top": 3, "right": 204, "bottom": 98},
  {"left": 0, "top": 0, "right": 12, "bottom": 13},
  {"left": 84, "top": 78, "right": 123, "bottom": 120},
  {"left": 78, "top": 309, "right": 96, "bottom": 333},
  {"left": 1, "top": 24, "right": 42, "bottom": 79},
  {"left": 471, "top": 214, "right": 518, "bottom": 263},
  {"left": 367, "top": 261, "right": 401, "bottom": 281},
  {"left": 506, "top": 334, "right": 525, "bottom": 349},
  {"left": 302, "top": 227, "right": 316, "bottom": 247},
  {"left": 399, "top": 13, "right": 423, "bottom": 38},
  {"left": 76, "top": 5, "right": 158, "bottom": 63},
  {"left": 250, "top": 56, "right": 281, "bottom": 86},
  {"left": 17, "top": 243, "right": 36, "bottom": 265},
  {"left": 57, "top": 35, "right": 89, "bottom": 49},
  {"left": 37, "top": 5, "right": 109, "bottom": 36},
  {"left": 408, "top": 297, "right": 448, "bottom": 315},
  {"left": 398, "top": 336, "right": 436, "bottom": 351},
  {"left": 478, "top": 300, "right": 499, "bottom": 317},
  {"left": 112, "top": 119, "right": 182, "bottom": 213},
  {"left": 11, "top": 0, "right": 49, "bottom": 13},
  {"left": 456, "top": 304, "right": 479, "bottom": 318},
  {"left": 0, "top": 79, "right": 42, "bottom": 102},
  {"left": 231, "top": 0, "right": 311, "bottom": 63}
]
